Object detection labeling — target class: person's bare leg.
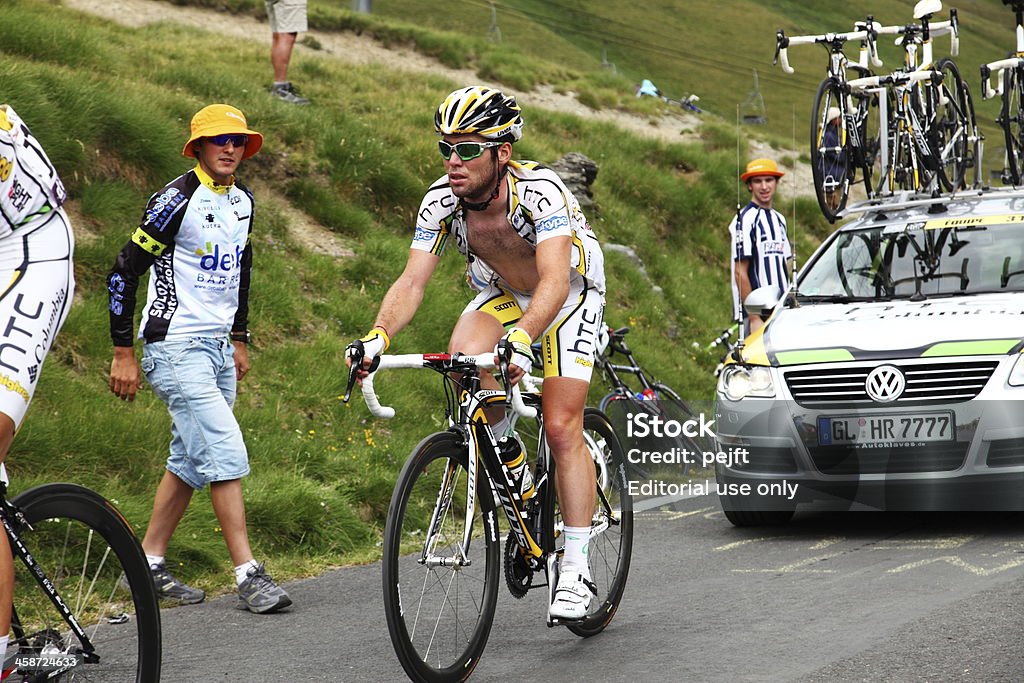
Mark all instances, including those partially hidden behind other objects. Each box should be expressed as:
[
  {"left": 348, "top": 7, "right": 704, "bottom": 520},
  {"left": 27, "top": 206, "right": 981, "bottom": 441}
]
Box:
[
  {"left": 0, "top": 414, "right": 15, "bottom": 636},
  {"left": 140, "top": 471, "right": 194, "bottom": 557},
  {"left": 270, "top": 32, "right": 297, "bottom": 83},
  {"left": 209, "top": 479, "right": 254, "bottom": 567}
]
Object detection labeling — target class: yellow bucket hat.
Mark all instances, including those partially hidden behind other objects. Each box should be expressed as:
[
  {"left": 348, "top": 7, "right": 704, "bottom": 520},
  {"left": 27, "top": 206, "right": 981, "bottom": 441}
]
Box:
[
  {"left": 182, "top": 104, "right": 264, "bottom": 160},
  {"left": 740, "top": 158, "right": 785, "bottom": 182}
]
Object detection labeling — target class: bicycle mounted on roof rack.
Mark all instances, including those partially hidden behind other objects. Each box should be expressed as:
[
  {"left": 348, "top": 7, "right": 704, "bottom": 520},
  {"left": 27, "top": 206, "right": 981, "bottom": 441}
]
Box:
[{"left": 980, "top": 0, "right": 1024, "bottom": 185}]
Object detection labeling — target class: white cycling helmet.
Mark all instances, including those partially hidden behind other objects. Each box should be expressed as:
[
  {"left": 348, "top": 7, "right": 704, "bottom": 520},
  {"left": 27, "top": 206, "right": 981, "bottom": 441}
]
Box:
[{"left": 435, "top": 86, "right": 524, "bottom": 143}]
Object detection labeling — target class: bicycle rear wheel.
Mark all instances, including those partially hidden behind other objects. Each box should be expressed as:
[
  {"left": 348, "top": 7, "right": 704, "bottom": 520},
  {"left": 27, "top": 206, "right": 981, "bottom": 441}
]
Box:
[
  {"left": 7, "top": 482, "right": 161, "bottom": 682},
  {"left": 933, "top": 58, "right": 975, "bottom": 191},
  {"left": 382, "top": 431, "right": 499, "bottom": 683},
  {"left": 565, "top": 409, "right": 633, "bottom": 638},
  {"left": 810, "top": 79, "right": 852, "bottom": 222},
  {"left": 1001, "top": 64, "right": 1024, "bottom": 185}
]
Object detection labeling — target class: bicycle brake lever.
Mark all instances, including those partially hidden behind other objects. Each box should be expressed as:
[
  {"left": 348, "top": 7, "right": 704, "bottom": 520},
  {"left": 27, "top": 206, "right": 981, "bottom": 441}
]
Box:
[
  {"left": 342, "top": 343, "right": 362, "bottom": 403},
  {"left": 342, "top": 340, "right": 379, "bottom": 403},
  {"left": 773, "top": 29, "right": 787, "bottom": 65}
]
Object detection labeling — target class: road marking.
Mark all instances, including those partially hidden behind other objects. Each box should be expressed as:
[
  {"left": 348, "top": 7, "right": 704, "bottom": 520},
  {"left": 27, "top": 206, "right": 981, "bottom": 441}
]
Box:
[
  {"left": 888, "top": 555, "right": 1024, "bottom": 576},
  {"left": 810, "top": 536, "right": 844, "bottom": 550},
  {"left": 871, "top": 535, "right": 975, "bottom": 550},
  {"left": 732, "top": 553, "right": 841, "bottom": 574},
  {"left": 714, "top": 538, "right": 773, "bottom": 551}
]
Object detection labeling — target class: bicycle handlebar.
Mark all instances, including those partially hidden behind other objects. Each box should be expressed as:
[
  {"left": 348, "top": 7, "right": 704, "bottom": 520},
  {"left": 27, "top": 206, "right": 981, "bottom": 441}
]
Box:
[
  {"left": 848, "top": 67, "right": 940, "bottom": 91},
  {"left": 357, "top": 353, "right": 537, "bottom": 420},
  {"left": 774, "top": 27, "right": 875, "bottom": 75}
]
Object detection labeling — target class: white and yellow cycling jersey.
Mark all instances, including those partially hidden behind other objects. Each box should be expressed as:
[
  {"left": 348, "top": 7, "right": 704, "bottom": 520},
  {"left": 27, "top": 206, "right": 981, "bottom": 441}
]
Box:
[
  {"left": 410, "top": 159, "right": 606, "bottom": 296},
  {"left": 0, "top": 105, "right": 67, "bottom": 237},
  {"left": 0, "top": 105, "right": 74, "bottom": 428}
]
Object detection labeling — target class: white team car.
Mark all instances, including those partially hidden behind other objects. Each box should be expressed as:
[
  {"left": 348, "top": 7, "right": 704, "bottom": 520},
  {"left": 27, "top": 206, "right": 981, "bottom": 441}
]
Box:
[{"left": 715, "top": 190, "right": 1024, "bottom": 525}]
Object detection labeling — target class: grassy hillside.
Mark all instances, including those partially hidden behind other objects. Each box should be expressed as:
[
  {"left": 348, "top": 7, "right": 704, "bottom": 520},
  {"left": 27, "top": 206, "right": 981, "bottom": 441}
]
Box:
[{"left": 363, "top": 0, "right": 1016, "bottom": 178}]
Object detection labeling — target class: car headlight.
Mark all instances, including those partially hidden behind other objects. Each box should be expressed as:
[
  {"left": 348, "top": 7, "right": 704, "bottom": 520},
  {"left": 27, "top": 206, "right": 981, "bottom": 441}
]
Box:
[
  {"left": 1009, "top": 354, "right": 1024, "bottom": 386},
  {"left": 717, "top": 365, "right": 775, "bottom": 401}
]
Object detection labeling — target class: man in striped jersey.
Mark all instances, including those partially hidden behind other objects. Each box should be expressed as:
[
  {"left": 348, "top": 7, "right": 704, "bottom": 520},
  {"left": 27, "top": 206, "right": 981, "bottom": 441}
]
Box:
[{"left": 731, "top": 158, "right": 791, "bottom": 334}]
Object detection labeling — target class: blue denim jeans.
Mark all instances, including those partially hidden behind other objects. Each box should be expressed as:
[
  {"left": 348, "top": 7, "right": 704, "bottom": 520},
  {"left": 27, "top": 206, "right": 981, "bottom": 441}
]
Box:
[{"left": 141, "top": 337, "right": 249, "bottom": 489}]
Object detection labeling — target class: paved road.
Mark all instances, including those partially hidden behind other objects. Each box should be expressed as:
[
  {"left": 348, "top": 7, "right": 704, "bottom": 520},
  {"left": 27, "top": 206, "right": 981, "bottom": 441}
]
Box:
[{"left": 159, "top": 493, "right": 1024, "bottom": 682}]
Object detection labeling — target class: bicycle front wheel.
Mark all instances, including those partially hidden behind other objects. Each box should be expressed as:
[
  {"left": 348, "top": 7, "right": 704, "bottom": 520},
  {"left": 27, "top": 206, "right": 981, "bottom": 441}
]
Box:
[
  {"left": 382, "top": 431, "right": 500, "bottom": 683},
  {"left": 810, "top": 79, "right": 852, "bottom": 222},
  {"left": 566, "top": 409, "right": 633, "bottom": 638},
  {"left": 1002, "top": 64, "right": 1024, "bottom": 185},
  {"left": 8, "top": 482, "right": 161, "bottom": 682}
]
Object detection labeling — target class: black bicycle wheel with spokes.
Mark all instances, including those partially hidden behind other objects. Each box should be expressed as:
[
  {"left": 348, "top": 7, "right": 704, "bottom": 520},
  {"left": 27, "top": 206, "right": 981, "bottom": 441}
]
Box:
[
  {"left": 933, "top": 57, "right": 975, "bottom": 191},
  {"left": 382, "top": 431, "right": 499, "bottom": 683},
  {"left": 810, "top": 78, "right": 853, "bottom": 223},
  {"left": 8, "top": 483, "right": 161, "bottom": 682},
  {"left": 559, "top": 408, "right": 633, "bottom": 638},
  {"left": 851, "top": 85, "right": 886, "bottom": 199},
  {"left": 1001, "top": 63, "right": 1024, "bottom": 185}
]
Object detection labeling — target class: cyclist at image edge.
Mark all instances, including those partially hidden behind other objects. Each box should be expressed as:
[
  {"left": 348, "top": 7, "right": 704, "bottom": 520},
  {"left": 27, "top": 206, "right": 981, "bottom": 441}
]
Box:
[
  {"left": 348, "top": 85, "right": 606, "bottom": 622},
  {"left": 0, "top": 104, "right": 76, "bottom": 669},
  {"left": 730, "top": 158, "right": 791, "bottom": 335}
]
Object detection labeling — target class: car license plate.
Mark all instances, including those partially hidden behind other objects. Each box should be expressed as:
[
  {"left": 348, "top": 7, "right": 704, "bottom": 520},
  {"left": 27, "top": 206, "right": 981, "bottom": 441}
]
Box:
[{"left": 817, "top": 411, "right": 955, "bottom": 446}]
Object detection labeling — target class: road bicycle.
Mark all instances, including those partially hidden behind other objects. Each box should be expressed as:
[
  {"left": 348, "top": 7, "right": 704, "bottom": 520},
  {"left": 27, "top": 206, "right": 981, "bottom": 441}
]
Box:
[
  {"left": 981, "top": 0, "right": 1024, "bottom": 185},
  {"left": 595, "top": 325, "right": 703, "bottom": 477},
  {"left": 853, "top": 1, "right": 979, "bottom": 195},
  {"left": 774, "top": 17, "right": 885, "bottom": 222},
  {"left": 344, "top": 350, "right": 632, "bottom": 683},
  {"left": 0, "top": 481, "right": 161, "bottom": 681}
]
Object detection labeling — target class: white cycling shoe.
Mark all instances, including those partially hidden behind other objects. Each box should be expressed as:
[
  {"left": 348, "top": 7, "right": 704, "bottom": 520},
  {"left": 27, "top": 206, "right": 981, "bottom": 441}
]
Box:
[{"left": 548, "top": 569, "right": 597, "bottom": 621}]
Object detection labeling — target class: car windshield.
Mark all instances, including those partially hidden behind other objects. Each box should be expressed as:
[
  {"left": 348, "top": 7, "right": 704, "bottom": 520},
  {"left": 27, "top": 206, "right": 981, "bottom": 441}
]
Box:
[{"left": 796, "top": 219, "right": 1024, "bottom": 301}]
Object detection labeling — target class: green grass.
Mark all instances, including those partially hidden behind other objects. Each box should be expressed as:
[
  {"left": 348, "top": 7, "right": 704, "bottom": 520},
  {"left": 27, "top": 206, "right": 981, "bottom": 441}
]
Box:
[{"left": 4, "top": 0, "right": 1014, "bottom": 592}]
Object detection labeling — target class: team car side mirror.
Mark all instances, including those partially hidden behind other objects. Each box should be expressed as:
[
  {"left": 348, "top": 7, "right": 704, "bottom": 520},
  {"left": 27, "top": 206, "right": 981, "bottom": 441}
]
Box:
[{"left": 744, "top": 286, "right": 781, "bottom": 320}]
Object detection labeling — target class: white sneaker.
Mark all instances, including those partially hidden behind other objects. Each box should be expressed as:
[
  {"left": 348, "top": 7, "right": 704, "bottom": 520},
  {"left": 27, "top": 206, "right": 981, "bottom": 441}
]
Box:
[{"left": 548, "top": 569, "right": 596, "bottom": 621}]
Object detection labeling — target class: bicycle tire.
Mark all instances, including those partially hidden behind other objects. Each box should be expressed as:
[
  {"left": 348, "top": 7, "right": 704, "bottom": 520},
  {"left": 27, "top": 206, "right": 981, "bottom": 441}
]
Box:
[
  {"left": 810, "top": 78, "right": 852, "bottom": 222},
  {"left": 1002, "top": 63, "right": 1024, "bottom": 185},
  {"left": 933, "top": 58, "right": 974, "bottom": 191},
  {"left": 382, "top": 431, "right": 499, "bottom": 683},
  {"left": 563, "top": 409, "right": 633, "bottom": 638},
  {"left": 852, "top": 86, "right": 885, "bottom": 199},
  {"left": 7, "top": 482, "right": 161, "bottom": 682}
]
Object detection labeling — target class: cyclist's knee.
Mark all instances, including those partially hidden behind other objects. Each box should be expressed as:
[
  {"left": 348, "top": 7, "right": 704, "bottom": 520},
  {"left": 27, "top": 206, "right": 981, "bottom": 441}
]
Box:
[{"left": 543, "top": 412, "right": 584, "bottom": 454}]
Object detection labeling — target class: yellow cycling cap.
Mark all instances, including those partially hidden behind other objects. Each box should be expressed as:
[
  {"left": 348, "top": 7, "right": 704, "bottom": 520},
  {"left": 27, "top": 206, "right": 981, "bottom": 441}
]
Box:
[
  {"left": 182, "top": 104, "right": 264, "bottom": 160},
  {"left": 740, "top": 158, "right": 785, "bottom": 181}
]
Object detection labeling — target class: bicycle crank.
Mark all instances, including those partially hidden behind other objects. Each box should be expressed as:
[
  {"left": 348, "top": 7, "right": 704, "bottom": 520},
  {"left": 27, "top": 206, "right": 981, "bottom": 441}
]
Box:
[{"left": 504, "top": 532, "right": 532, "bottom": 598}]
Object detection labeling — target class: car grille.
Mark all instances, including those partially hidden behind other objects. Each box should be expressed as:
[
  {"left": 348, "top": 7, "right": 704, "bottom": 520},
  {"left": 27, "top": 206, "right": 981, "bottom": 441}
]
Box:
[
  {"left": 732, "top": 447, "right": 798, "bottom": 474},
  {"left": 986, "top": 438, "right": 1024, "bottom": 467},
  {"left": 784, "top": 360, "right": 999, "bottom": 406},
  {"left": 810, "top": 442, "right": 969, "bottom": 474}
]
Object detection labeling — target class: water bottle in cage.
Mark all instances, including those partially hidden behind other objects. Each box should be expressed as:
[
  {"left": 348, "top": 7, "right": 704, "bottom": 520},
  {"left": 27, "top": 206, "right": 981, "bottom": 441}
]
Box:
[{"left": 498, "top": 433, "right": 535, "bottom": 500}]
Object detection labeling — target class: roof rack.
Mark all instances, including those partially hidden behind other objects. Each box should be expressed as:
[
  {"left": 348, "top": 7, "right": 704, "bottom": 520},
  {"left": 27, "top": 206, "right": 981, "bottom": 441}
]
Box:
[{"left": 841, "top": 186, "right": 1024, "bottom": 218}]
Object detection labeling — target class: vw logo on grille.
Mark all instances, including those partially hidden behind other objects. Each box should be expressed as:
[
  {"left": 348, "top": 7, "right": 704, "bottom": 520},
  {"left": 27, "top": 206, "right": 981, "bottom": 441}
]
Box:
[{"left": 865, "top": 365, "right": 906, "bottom": 403}]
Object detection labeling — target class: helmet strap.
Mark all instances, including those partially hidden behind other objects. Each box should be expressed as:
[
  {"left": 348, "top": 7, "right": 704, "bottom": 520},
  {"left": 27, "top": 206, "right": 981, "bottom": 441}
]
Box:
[{"left": 462, "top": 152, "right": 507, "bottom": 212}]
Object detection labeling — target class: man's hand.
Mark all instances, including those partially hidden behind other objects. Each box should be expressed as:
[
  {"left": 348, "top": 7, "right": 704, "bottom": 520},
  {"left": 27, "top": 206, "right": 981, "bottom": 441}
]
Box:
[
  {"left": 109, "top": 346, "right": 141, "bottom": 402},
  {"left": 495, "top": 326, "right": 533, "bottom": 384},
  {"left": 232, "top": 340, "right": 250, "bottom": 380},
  {"left": 345, "top": 327, "right": 390, "bottom": 380}
]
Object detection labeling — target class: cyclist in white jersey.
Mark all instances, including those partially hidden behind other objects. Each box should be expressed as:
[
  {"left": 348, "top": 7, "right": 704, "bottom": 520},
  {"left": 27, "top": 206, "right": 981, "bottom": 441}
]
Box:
[
  {"left": 0, "top": 103, "right": 76, "bottom": 669},
  {"left": 732, "top": 158, "right": 791, "bottom": 334},
  {"left": 349, "top": 86, "right": 606, "bottom": 622}
]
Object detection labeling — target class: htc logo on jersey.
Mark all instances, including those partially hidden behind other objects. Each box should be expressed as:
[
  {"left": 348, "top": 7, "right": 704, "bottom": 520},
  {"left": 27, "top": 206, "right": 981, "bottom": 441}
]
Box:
[{"left": 195, "top": 242, "right": 244, "bottom": 272}]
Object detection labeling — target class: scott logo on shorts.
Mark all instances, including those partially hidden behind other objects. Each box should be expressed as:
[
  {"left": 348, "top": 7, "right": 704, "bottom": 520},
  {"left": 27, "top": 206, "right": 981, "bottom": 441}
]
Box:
[{"left": 195, "top": 242, "right": 244, "bottom": 271}]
